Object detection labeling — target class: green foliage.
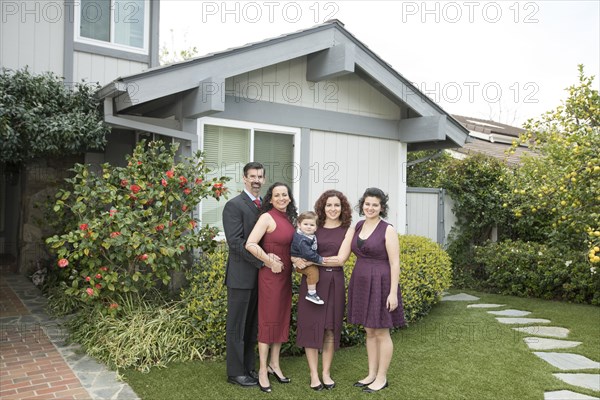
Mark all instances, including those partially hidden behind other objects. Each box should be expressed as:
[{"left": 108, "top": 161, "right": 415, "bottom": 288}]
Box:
[
  {"left": 45, "top": 141, "right": 229, "bottom": 310},
  {"left": 441, "top": 153, "right": 514, "bottom": 286},
  {"left": 66, "top": 292, "right": 203, "bottom": 372},
  {"left": 474, "top": 240, "right": 599, "bottom": 305},
  {"left": 398, "top": 235, "right": 452, "bottom": 320},
  {"left": 407, "top": 150, "right": 456, "bottom": 188},
  {"left": 0, "top": 68, "right": 109, "bottom": 163},
  {"left": 183, "top": 234, "right": 452, "bottom": 360},
  {"left": 507, "top": 65, "right": 600, "bottom": 264}
]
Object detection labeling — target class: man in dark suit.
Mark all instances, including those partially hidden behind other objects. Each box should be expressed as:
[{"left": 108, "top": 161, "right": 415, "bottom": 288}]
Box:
[{"left": 223, "top": 162, "right": 265, "bottom": 387}]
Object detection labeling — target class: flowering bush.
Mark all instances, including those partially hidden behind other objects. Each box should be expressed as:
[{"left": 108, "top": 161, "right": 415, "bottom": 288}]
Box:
[{"left": 46, "top": 141, "right": 229, "bottom": 310}]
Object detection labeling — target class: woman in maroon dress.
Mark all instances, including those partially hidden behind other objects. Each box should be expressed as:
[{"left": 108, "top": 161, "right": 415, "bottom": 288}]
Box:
[
  {"left": 245, "top": 182, "right": 297, "bottom": 393},
  {"left": 347, "top": 187, "right": 406, "bottom": 393},
  {"left": 293, "top": 190, "right": 354, "bottom": 391}
]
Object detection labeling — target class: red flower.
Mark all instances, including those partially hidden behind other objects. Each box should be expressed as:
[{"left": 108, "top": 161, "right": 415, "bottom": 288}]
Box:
[
  {"left": 182, "top": 205, "right": 188, "bottom": 212},
  {"left": 95, "top": 274, "right": 102, "bottom": 279},
  {"left": 109, "top": 209, "right": 117, "bottom": 217},
  {"left": 100, "top": 266, "right": 108, "bottom": 272},
  {"left": 86, "top": 288, "right": 94, "bottom": 296},
  {"left": 195, "top": 178, "right": 203, "bottom": 185},
  {"left": 130, "top": 184, "right": 141, "bottom": 194},
  {"left": 166, "top": 170, "right": 174, "bottom": 178},
  {"left": 120, "top": 179, "right": 128, "bottom": 187},
  {"left": 95, "top": 283, "right": 102, "bottom": 289},
  {"left": 180, "top": 245, "right": 185, "bottom": 250},
  {"left": 109, "top": 303, "right": 119, "bottom": 309},
  {"left": 58, "top": 258, "right": 69, "bottom": 268},
  {"left": 179, "top": 176, "right": 188, "bottom": 187},
  {"left": 183, "top": 188, "right": 191, "bottom": 195},
  {"left": 189, "top": 220, "right": 197, "bottom": 229},
  {"left": 79, "top": 223, "right": 88, "bottom": 231},
  {"left": 155, "top": 224, "right": 165, "bottom": 231},
  {"left": 213, "top": 182, "right": 223, "bottom": 189},
  {"left": 85, "top": 276, "right": 91, "bottom": 282},
  {"left": 137, "top": 161, "right": 142, "bottom": 165},
  {"left": 110, "top": 231, "right": 121, "bottom": 238},
  {"left": 139, "top": 254, "right": 149, "bottom": 261},
  {"left": 161, "top": 179, "right": 167, "bottom": 187},
  {"left": 215, "top": 190, "right": 221, "bottom": 198}
]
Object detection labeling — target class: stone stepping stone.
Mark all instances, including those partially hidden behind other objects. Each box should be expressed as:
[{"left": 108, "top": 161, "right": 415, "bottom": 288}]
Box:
[
  {"left": 496, "top": 317, "right": 551, "bottom": 324},
  {"left": 513, "top": 326, "right": 570, "bottom": 338},
  {"left": 441, "top": 293, "right": 480, "bottom": 301},
  {"left": 534, "top": 352, "right": 600, "bottom": 370},
  {"left": 488, "top": 309, "right": 531, "bottom": 317},
  {"left": 553, "top": 374, "right": 600, "bottom": 392},
  {"left": 544, "top": 390, "right": 599, "bottom": 399},
  {"left": 524, "top": 337, "right": 582, "bottom": 350},
  {"left": 441, "top": 291, "right": 450, "bottom": 296},
  {"left": 467, "top": 303, "right": 505, "bottom": 308}
]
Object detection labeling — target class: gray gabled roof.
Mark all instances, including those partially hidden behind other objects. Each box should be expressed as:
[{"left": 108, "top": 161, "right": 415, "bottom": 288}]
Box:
[{"left": 99, "top": 19, "right": 469, "bottom": 149}]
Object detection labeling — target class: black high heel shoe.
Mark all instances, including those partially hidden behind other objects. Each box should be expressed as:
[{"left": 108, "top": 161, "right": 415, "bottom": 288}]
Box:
[
  {"left": 311, "top": 383, "right": 324, "bottom": 391},
  {"left": 267, "top": 365, "right": 291, "bottom": 384},
  {"left": 363, "top": 381, "right": 388, "bottom": 393},
  {"left": 353, "top": 379, "right": 374, "bottom": 388},
  {"left": 323, "top": 381, "right": 336, "bottom": 390},
  {"left": 258, "top": 376, "right": 272, "bottom": 393}
]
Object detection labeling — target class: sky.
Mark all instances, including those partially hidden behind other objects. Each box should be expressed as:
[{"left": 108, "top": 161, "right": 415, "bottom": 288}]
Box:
[{"left": 160, "top": 0, "right": 600, "bottom": 126}]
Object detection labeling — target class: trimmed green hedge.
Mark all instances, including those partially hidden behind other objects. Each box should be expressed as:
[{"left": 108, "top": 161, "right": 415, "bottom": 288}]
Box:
[
  {"left": 474, "top": 239, "right": 599, "bottom": 305},
  {"left": 184, "top": 234, "right": 452, "bottom": 359}
]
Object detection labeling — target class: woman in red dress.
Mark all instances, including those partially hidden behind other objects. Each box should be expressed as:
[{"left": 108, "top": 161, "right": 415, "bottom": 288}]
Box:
[{"left": 245, "top": 182, "right": 297, "bottom": 393}]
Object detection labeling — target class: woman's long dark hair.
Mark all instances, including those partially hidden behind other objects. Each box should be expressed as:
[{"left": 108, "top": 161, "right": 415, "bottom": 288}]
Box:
[
  {"left": 260, "top": 182, "right": 298, "bottom": 225},
  {"left": 314, "top": 189, "right": 352, "bottom": 228}
]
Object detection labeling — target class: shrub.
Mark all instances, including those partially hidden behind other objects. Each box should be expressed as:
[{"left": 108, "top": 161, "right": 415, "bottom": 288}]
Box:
[
  {"left": 45, "top": 141, "right": 228, "bottom": 310},
  {"left": 183, "top": 234, "right": 452, "bottom": 359},
  {"left": 474, "top": 239, "right": 599, "bottom": 305},
  {"left": 66, "top": 292, "right": 203, "bottom": 372}
]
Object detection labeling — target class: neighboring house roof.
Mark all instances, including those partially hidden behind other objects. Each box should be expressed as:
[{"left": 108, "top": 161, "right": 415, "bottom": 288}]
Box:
[
  {"left": 450, "top": 114, "right": 531, "bottom": 165},
  {"left": 98, "top": 20, "right": 469, "bottom": 150}
]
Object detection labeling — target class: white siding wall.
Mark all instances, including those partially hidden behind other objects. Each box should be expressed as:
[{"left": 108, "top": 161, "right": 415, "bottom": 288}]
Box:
[
  {"left": 308, "top": 130, "right": 406, "bottom": 231},
  {"left": 73, "top": 52, "right": 147, "bottom": 86},
  {"left": 0, "top": 3, "right": 64, "bottom": 74},
  {"left": 226, "top": 56, "right": 401, "bottom": 120}
]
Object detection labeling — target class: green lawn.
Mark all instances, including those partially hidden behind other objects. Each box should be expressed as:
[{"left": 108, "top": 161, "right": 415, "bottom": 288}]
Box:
[{"left": 122, "top": 290, "right": 600, "bottom": 399}]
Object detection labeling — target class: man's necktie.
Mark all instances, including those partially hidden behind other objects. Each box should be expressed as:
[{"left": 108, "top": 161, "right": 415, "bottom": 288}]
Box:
[{"left": 253, "top": 199, "right": 261, "bottom": 208}]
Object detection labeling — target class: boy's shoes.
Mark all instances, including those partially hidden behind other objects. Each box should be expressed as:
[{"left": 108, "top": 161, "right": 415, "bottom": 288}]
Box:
[{"left": 305, "top": 292, "right": 324, "bottom": 305}]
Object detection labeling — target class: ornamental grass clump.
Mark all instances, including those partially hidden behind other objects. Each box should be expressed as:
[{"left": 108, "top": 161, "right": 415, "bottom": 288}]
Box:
[{"left": 46, "top": 141, "right": 229, "bottom": 312}]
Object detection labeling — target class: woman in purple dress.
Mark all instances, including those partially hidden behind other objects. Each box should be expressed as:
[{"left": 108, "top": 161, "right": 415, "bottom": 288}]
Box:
[
  {"left": 246, "top": 182, "right": 297, "bottom": 393},
  {"left": 293, "top": 190, "right": 354, "bottom": 391},
  {"left": 347, "top": 187, "right": 406, "bottom": 393}
]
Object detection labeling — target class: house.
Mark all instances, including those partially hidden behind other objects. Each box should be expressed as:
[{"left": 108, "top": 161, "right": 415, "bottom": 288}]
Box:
[
  {"left": 96, "top": 19, "right": 469, "bottom": 234},
  {"left": 0, "top": 0, "right": 160, "bottom": 274},
  {"left": 449, "top": 115, "right": 529, "bottom": 165},
  {"left": 1, "top": 2, "right": 468, "bottom": 274}
]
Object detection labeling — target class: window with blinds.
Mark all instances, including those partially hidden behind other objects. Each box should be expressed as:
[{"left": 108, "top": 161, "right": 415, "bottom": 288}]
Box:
[
  {"left": 202, "top": 125, "right": 250, "bottom": 230},
  {"left": 201, "top": 125, "right": 295, "bottom": 232}
]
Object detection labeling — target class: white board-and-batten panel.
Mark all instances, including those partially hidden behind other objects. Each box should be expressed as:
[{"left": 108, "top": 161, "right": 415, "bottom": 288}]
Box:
[
  {"left": 226, "top": 56, "right": 401, "bottom": 120},
  {"left": 1, "top": 5, "right": 64, "bottom": 75},
  {"left": 406, "top": 191, "right": 439, "bottom": 241},
  {"left": 308, "top": 130, "right": 404, "bottom": 230},
  {"left": 73, "top": 52, "right": 147, "bottom": 86}
]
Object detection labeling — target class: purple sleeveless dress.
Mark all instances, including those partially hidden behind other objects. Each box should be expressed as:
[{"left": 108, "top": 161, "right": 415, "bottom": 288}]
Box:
[
  {"left": 257, "top": 209, "right": 294, "bottom": 344},
  {"left": 296, "top": 226, "right": 348, "bottom": 350},
  {"left": 347, "top": 220, "right": 406, "bottom": 329}
]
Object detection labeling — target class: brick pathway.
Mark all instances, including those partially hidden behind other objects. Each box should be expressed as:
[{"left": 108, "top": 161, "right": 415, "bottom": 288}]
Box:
[{"left": 1, "top": 277, "right": 91, "bottom": 399}]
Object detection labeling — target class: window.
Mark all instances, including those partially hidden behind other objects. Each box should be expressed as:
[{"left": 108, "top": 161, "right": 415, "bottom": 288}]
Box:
[
  {"left": 199, "top": 119, "right": 299, "bottom": 232},
  {"left": 77, "top": 0, "right": 149, "bottom": 53}
]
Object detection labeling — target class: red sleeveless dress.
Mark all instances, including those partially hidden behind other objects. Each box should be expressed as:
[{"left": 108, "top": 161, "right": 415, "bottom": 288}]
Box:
[{"left": 257, "top": 209, "right": 295, "bottom": 344}]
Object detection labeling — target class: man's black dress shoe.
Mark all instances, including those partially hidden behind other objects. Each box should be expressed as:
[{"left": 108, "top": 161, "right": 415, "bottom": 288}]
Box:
[
  {"left": 227, "top": 375, "right": 258, "bottom": 387},
  {"left": 363, "top": 381, "right": 388, "bottom": 393},
  {"left": 248, "top": 370, "right": 259, "bottom": 380},
  {"left": 353, "top": 380, "right": 374, "bottom": 388}
]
